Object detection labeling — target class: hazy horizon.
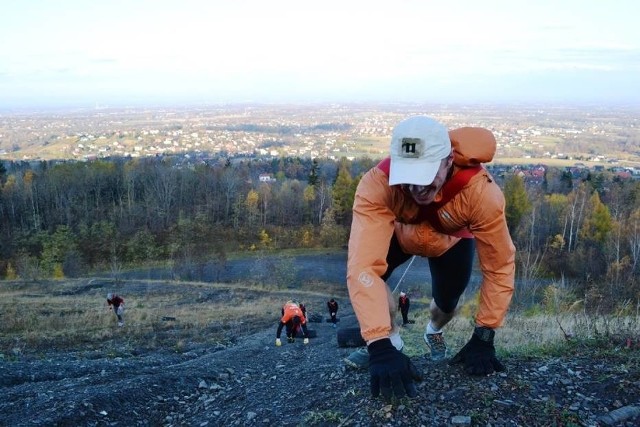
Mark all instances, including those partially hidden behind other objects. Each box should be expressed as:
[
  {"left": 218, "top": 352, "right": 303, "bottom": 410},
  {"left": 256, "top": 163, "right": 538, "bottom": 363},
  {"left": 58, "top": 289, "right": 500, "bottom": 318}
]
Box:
[{"left": 2, "top": 1, "right": 639, "bottom": 109}]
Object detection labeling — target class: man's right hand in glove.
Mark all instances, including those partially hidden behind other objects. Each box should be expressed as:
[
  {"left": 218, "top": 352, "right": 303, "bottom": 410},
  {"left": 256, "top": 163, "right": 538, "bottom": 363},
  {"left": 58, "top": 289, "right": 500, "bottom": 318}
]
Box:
[
  {"left": 368, "top": 338, "right": 422, "bottom": 401},
  {"left": 275, "top": 338, "right": 281, "bottom": 347},
  {"left": 449, "top": 326, "right": 505, "bottom": 375}
]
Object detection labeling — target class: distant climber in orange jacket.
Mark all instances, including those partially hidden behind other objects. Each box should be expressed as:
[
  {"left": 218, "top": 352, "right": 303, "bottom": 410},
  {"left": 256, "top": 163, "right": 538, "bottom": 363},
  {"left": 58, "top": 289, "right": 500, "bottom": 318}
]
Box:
[
  {"left": 347, "top": 115, "right": 515, "bottom": 400},
  {"left": 275, "top": 301, "right": 310, "bottom": 346}
]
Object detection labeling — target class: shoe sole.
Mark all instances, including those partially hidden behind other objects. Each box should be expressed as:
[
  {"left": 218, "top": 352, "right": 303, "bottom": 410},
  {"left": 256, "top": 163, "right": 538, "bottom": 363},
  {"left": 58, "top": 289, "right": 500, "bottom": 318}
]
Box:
[
  {"left": 342, "top": 358, "right": 368, "bottom": 370},
  {"left": 423, "top": 333, "right": 447, "bottom": 361}
]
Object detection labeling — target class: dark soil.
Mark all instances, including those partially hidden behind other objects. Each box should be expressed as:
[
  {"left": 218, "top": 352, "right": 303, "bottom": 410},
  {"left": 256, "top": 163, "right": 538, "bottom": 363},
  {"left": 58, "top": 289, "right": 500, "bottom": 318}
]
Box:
[{"left": 2, "top": 294, "right": 640, "bottom": 427}]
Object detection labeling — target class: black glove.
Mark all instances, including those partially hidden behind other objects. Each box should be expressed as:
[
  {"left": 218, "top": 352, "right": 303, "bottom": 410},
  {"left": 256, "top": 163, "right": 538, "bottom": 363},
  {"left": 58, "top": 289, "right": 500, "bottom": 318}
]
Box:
[
  {"left": 368, "top": 338, "right": 422, "bottom": 400},
  {"left": 449, "top": 326, "right": 505, "bottom": 375}
]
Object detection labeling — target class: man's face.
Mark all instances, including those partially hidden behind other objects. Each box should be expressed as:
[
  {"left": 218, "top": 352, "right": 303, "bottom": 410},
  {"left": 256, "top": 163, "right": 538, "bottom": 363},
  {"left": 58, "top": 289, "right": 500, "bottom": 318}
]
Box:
[{"left": 402, "top": 156, "right": 453, "bottom": 206}]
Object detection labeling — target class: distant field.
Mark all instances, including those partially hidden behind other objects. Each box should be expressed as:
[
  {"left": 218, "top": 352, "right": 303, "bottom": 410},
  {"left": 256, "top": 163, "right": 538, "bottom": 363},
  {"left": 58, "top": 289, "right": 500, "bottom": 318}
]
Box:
[{"left": 493, "top": 157, "right": 639, "bottom": 168}]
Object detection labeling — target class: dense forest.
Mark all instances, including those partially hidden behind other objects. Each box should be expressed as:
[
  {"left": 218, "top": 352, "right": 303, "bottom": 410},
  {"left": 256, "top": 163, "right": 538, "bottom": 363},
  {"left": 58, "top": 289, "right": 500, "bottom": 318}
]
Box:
[{"left": 0, "top": 155, "right": 638, "bottom": 312}]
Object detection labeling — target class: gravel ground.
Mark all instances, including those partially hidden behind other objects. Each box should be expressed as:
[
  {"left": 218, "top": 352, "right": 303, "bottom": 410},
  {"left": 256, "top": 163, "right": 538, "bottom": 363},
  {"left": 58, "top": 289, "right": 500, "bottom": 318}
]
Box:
[{"left": 1, "top": 298, "right": 639, "bottom": 427}]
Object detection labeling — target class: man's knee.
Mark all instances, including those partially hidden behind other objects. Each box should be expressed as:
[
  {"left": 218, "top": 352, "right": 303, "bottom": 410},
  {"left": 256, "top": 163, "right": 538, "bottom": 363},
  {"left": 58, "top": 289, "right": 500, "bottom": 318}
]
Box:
[{"left": 430, "top": 299, "right": 454, "bottom": 316}]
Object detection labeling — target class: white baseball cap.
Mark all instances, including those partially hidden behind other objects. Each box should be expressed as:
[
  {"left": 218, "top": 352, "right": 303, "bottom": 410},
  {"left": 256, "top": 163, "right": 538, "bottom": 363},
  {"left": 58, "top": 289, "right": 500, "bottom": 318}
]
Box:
[{"left": 389, "top": 116, "right": 451, "bottom": 186}]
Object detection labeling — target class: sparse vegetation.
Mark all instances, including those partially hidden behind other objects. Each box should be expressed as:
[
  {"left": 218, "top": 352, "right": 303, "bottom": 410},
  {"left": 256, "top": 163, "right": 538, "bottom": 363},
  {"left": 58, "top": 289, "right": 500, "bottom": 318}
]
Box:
[
  {"left": 0, "top": 278, "right": 346, "bottom": 355},
  {"left": 2, "top": 277, "right": 638, "bottom": 360},
  {"left": 395, "top": 295, "right": 640, "bottom": 360}
]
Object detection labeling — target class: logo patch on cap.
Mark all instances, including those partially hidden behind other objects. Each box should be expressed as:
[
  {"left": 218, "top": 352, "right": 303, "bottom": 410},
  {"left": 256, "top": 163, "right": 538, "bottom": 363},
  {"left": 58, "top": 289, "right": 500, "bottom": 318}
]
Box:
[{"left": 399, "top": 137, "right": 424, "bottom": 158}]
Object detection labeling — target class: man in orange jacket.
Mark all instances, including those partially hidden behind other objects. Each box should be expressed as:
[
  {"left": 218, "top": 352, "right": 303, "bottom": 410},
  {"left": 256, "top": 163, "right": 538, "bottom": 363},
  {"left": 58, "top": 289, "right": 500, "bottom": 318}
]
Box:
[
  {"left": 347, "top": 115, "right": 515, "bottom": 400},
  {"left": 276, "top": 300, "right": 310, "bottom": 346}
]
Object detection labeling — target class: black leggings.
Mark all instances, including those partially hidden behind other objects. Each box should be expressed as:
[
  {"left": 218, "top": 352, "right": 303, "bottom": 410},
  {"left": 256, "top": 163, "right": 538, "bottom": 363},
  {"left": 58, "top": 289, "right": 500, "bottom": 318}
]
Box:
[
  {"left": 285, "top": 321, "right": 309, "bottom": 338},
  {"left": 383, "top": 234, "right": 475, "bottom": 314}
]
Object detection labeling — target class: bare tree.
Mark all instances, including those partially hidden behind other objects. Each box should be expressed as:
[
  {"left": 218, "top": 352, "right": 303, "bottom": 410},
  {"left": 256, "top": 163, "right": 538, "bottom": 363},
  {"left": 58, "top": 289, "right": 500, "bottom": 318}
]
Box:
[
  {"left": 566, "top": 183, "right": 589, "bottom": 252},
  {"left": 258, "top": 182, "right": 271, "bottom": 227},
  {"left": 515, "top": 205, "right": 548, "bottom": 306},
  {"left": 143, "top": 161, "right": 178, "bottom": 230},
  {"left": 314, "top": 180, "right": 330, "bottom": 225},
  {"left": 629, "top": 209, "right": 640, "bottom": 273},
  {"left": 220, "top": 167, "right": 240, "bottom": 221}
]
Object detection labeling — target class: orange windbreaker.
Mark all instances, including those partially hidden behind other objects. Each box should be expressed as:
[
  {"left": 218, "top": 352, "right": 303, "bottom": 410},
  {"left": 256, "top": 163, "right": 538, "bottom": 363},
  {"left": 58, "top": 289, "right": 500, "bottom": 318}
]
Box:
[
  {"left": 347, "top": 128, "right": 516, "bottom": 342},
  {"left": 280, "top": 302, "right": 307, "bottom": 325}
]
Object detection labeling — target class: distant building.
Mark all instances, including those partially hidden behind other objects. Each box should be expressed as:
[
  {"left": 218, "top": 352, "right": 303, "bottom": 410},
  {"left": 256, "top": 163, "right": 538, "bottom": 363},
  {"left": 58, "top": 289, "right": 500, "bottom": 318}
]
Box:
[{"left": 259, "top": 173, "right": 276, "bottom": 183}]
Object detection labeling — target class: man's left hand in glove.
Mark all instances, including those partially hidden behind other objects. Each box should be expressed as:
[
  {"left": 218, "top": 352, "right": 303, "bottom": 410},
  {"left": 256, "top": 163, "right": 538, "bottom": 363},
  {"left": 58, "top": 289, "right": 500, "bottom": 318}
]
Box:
[
  {"left": 449, "top": 326, "right": 505, "bottom": 375},
  {"left": 368, "top": 338, "right": 422, "bottom": 401}
]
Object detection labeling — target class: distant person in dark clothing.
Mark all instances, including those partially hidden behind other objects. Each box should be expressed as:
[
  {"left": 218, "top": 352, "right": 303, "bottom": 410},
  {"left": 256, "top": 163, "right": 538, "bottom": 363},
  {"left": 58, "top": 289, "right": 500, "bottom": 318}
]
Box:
[
  {"left": 327, "top": 298, "right": 339, "bottom": 328},
  {"left": 106, "top": 293, "right": 125, "bottom": 327},
  {"left": 399, "top": 292, "right": 410, "bottom": 326},
  {"left": 299, "top": 302, "right": 307, "bottom": 318},
  {"left": 276, "top": 301, "right": 310, "bottom": 346}
]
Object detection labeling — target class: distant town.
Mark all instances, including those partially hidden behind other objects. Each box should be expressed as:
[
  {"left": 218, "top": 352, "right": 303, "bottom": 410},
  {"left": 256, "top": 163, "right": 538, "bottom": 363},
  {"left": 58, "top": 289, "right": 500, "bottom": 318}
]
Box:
[{"left": 1, "top": 103, "right": 639, "bottom": 179}]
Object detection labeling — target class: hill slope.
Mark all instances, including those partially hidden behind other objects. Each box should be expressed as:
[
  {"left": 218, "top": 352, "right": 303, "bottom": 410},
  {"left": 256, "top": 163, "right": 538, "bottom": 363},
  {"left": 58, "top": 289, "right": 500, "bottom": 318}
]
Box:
[{"left": 1, "top": 280, "right": 639, "bottom": 426}]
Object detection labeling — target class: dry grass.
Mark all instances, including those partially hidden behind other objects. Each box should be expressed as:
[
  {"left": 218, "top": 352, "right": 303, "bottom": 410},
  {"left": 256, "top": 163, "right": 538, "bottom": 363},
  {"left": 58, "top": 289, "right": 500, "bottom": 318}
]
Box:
[
  {"left": 2, "top": 279, "right": 638, "bottom": 359},
  {"left": 0, "top": 278, "right": 347, "bottom": 355},
  {"left": 399, "top": 297, "right": 640, "bottom": 358}
]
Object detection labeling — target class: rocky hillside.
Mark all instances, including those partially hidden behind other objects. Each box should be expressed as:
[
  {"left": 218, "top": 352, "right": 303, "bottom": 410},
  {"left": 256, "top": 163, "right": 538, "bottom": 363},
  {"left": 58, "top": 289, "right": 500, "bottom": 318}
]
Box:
[{"left": 1, "top": 292, "right": 639, "bottom": 427}]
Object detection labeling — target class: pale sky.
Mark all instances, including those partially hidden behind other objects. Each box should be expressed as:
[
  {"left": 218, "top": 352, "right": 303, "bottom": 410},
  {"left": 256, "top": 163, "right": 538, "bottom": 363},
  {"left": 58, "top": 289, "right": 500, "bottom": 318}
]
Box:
[{"left": 1, "top": 0, "right": 639, "bottom": 108}]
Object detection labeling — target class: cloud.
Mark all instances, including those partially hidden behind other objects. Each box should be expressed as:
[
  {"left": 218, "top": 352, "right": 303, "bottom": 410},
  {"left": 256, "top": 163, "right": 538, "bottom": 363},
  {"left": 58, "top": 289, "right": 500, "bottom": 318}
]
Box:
[{"left": 1, "top": 0, "right": 639, "bottom": 107}]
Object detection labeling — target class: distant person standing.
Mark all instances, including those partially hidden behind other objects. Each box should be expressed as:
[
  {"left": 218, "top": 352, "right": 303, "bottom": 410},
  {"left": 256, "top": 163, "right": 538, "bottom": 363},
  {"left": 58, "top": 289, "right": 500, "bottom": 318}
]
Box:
[
  {"left": 106, "top": 293, "right": 125, "bottom": 327},
  {"left": 327, "top": 298, "right": 339, "bottom": 328},
  {"left": 399, "top": 292, "right": 410, "bottom": 326}
]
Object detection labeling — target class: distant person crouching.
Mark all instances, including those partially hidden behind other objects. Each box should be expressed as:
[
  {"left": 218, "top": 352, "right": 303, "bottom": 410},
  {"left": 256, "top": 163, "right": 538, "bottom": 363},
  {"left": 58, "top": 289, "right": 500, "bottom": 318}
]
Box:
[
  {"left": 276, "top": 300, "right": 310, "bottom": 346},
  {"left": 106, "top": 293, "right": 125, "bottom": 327}
]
